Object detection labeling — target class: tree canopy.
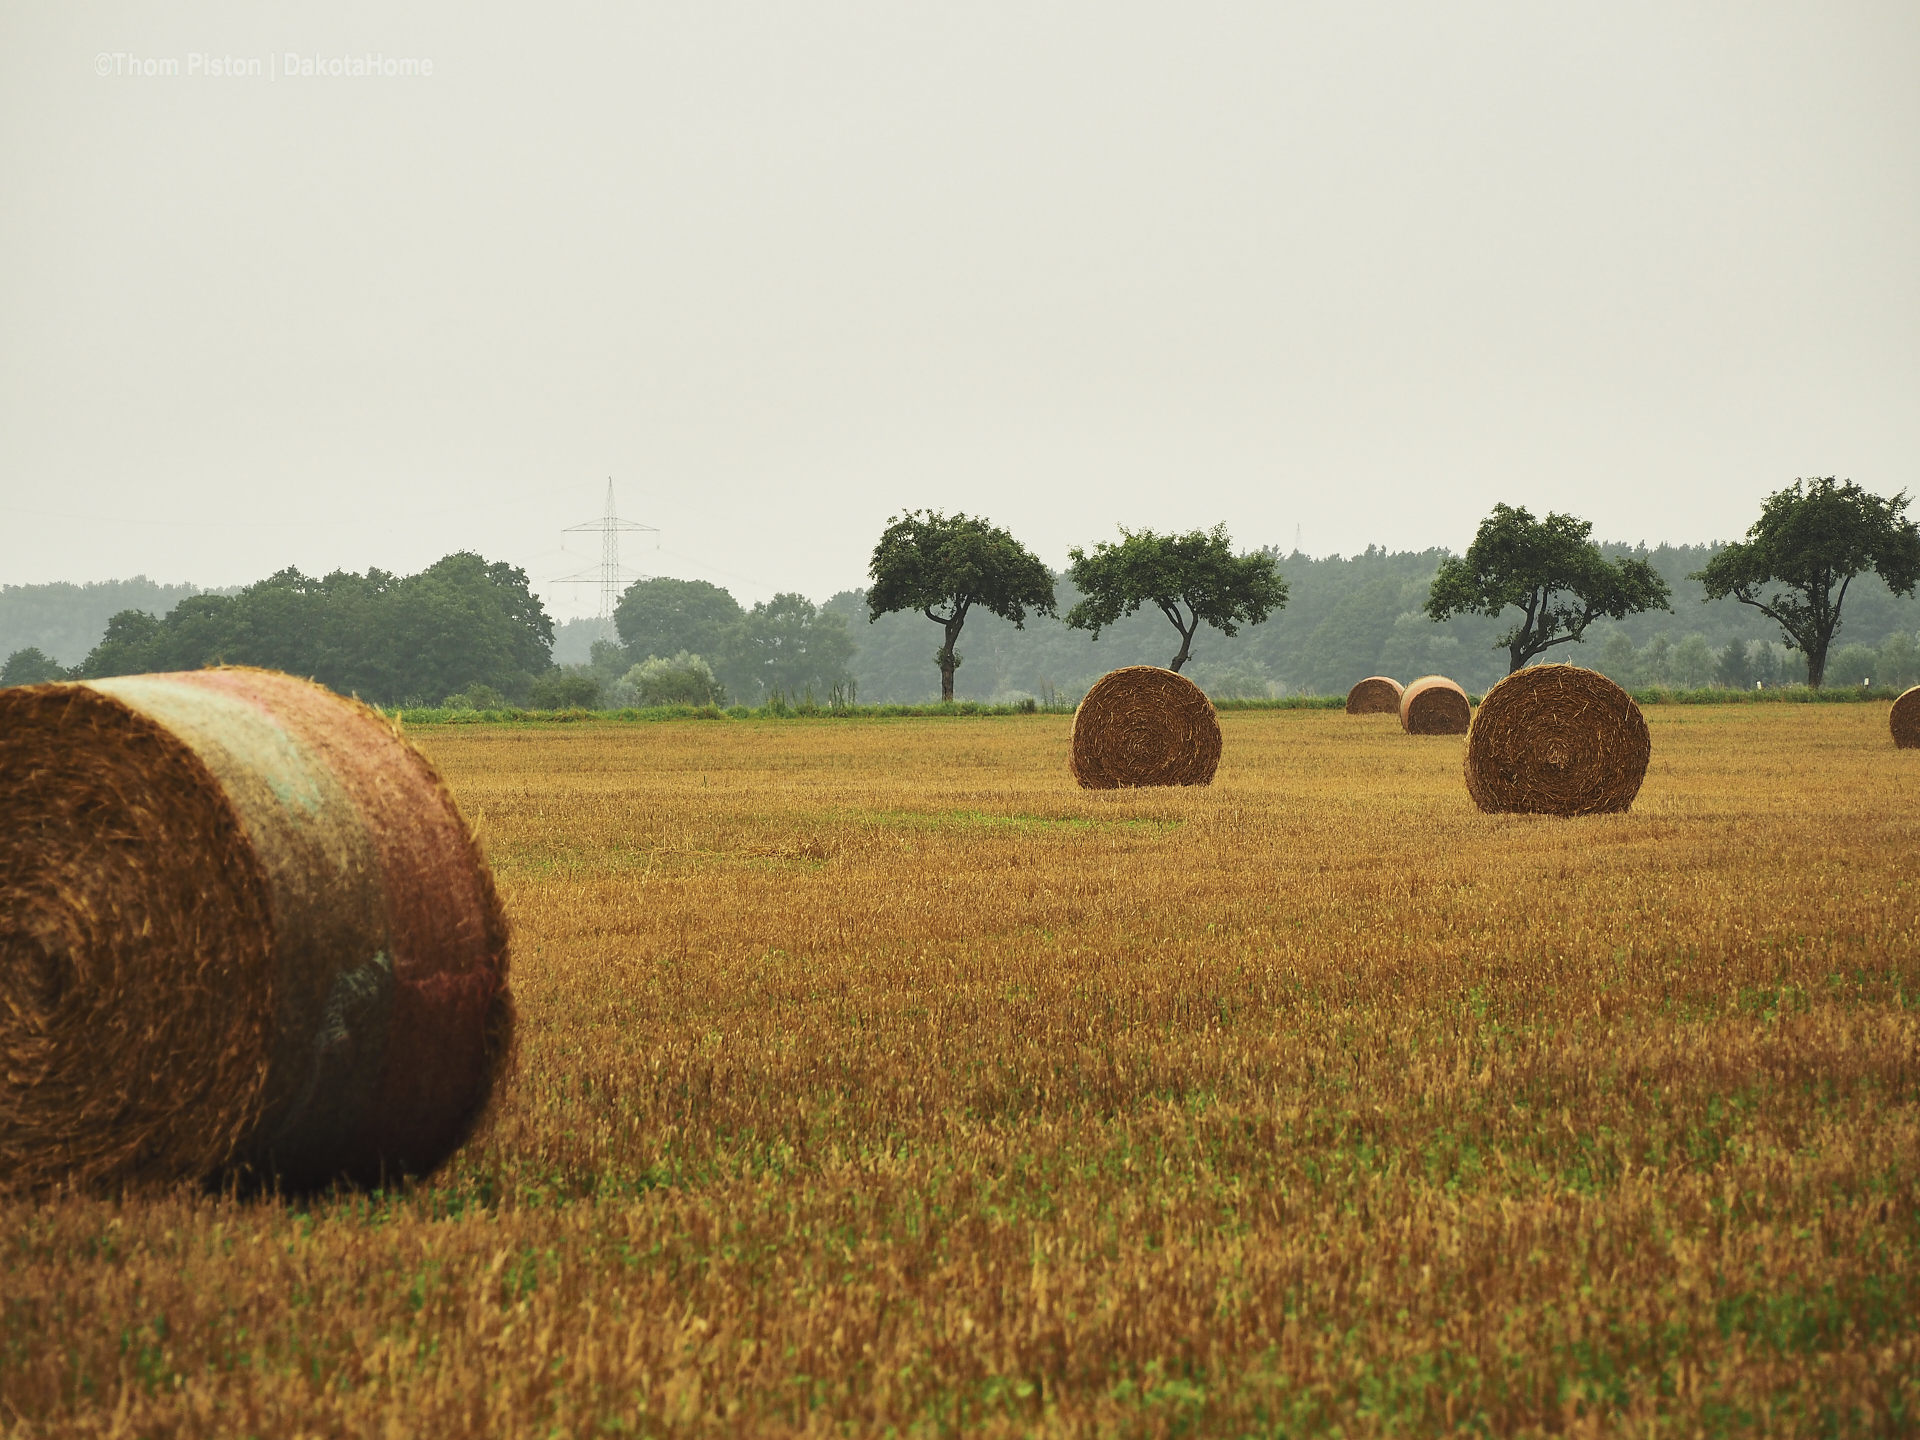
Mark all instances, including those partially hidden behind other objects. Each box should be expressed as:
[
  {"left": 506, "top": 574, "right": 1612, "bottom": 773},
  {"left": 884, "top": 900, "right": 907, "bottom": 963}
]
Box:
[
  {"left": 867, "top": 511, "right": 1056, "bottom": 702},
  {"left": 614, "top": 577, "right": 744, "bottom": 663},
  {"left": 0, "top": 647, "right": 67, "bottom": 686},
  {"left": 1425, "top": 505, "right": 1671, "bottom": 674},
  {"left": 1693, "top": 477, "right": 1920, "bottom": 688},
  {"left": 723, "top": 593, "right": 856, "bottom": 704},
  {"left": 1064, "top": 525, "right": 1286, "bottom": 673},
  {"left": 75, "top": 552, "right": 554, "bottom": 705}
]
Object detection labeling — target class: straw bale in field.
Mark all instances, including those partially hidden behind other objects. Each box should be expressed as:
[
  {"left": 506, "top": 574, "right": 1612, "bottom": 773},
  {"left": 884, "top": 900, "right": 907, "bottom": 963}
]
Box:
[
  {"left": 1400, "top": 675, "right": 1471, "bottom": 735},
  {"left": 1463, "top": 663, "right": 1650, "bottom": 816},
  {"left": 1893, "top": 686, "right": 1920, "bottom": 748},
  {"left": 1070, "top": 666, "right": 1221, "bottom": 788},
  {"left": 0, "top": 667, "right": 512, "bottom": 1195},
  {"left": 1345, "top": 676, "right": 1403, "bottom": 715}
]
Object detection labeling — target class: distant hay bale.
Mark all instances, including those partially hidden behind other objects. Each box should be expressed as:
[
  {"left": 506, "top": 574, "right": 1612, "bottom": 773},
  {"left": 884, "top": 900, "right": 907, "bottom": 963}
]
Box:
[
  {"left": 1070, "top": 666, "right": 1221, "bottom": 789},
  {"left": 0, "top": 667, "right": 512, "bottom": 1195},
  {"left": 1346, "top": 676, "right": 1404, "bottom": 715},
  {"left": 1894, "top": 687, "right": 1920, "bottom": 748},
  {"left": 1400, "top": 675, "right": 1472, "bottom": 735},
  {"left": 1464, "top": 664, "right": 1650, "bottom": 816}
]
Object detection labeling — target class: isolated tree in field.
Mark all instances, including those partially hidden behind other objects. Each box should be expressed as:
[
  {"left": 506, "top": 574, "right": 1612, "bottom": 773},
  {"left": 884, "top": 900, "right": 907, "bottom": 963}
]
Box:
[
  {"left": 1692, "top": 477, "right": 1920, "bottom": 689},
  {"left": 867, "top": 511, "right": 1056, "bottom": 702},
  {"left": 1065, "top": 525, "right": 1287, "bottom": 673},
  {"left": 1425, "top": 505, "right": 1671, "bottom": 675}
]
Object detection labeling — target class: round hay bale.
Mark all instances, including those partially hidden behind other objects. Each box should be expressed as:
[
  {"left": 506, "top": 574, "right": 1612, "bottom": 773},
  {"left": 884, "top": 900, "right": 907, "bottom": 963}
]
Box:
[
  {"left": 1345, "top": 676, "right": 1404, "bottom": 715},
  {"left": 1893, "top": 686, "right": 1920, "bottom": 749},
  {"left": 1070, "top": 666, "right": 1221, "bottom": 789},
  {"left": 1400, "top": 675, "right": 1472, "bottom": 735},
  {"left": 1463, "top": 664, "right": 1650, "bottom": 816},
  {"left": 0, "top": 667, "right": 512, "bottom": 1195}
]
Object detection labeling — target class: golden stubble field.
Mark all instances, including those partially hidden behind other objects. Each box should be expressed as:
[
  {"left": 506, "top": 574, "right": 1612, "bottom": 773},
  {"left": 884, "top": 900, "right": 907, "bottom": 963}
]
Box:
[{"left": 3, "top": 704, "right": 1919, "bottom": 1437}]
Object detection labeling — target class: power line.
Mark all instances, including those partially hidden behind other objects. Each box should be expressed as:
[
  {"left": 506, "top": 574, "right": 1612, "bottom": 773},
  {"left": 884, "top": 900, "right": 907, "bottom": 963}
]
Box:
[{"left": 553, "top": 478, "right": 657, "bottom": 624}]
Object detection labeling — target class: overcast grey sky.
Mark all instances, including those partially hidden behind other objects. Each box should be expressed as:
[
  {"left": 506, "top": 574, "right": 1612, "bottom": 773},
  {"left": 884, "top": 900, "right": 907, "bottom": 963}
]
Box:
[{"left": 2, "top": 3, "right": 1915, "bottom": 619}]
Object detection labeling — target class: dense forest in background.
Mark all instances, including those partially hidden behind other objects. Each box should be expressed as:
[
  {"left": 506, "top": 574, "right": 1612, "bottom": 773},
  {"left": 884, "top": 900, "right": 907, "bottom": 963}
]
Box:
[
  {"left": 4, "top": 555, "right": 555, "bottom": 707},
  {"left": 10, "top": 539, "right": 1920, "bottom": 704},
  {"left": 0, "top": 578, "right": 234, "bottom": 666}
]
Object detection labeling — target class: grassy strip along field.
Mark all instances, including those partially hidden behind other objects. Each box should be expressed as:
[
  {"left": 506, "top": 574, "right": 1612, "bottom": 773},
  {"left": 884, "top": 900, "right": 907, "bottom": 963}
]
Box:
[
  {"left": 396, "top": 682, "right": 1915, "bottom": 728},
  {"left": 2, "top": 704, "right": 1917, "bottom": 1434}
]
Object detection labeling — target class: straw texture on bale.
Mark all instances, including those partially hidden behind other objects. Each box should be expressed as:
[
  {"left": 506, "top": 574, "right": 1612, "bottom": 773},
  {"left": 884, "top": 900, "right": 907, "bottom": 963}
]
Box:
[
  {"left": 0, "top": 667, "right": 512, "bottom": 1195},
  {"left": 1070, "top": 666, "right": 1221, "bottom": 789},
  {"left": 1345, "top": 676, "right": 1404, "bottom": 715},
  {"left": 1463, "top": 664, "right": 1650, "bottom": 816},
  {"left": 1893, "top": 686, "right": 1920, "bottom": 749},
  {"left": 1400, "top": 675, "right": 1472, "bottom": 735}
]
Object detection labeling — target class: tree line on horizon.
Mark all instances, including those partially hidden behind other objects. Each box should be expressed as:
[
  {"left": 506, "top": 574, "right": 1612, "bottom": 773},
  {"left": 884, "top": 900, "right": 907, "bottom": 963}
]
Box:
[{"left": 6, "top": 477, "right": 1917, "bottom": 704}]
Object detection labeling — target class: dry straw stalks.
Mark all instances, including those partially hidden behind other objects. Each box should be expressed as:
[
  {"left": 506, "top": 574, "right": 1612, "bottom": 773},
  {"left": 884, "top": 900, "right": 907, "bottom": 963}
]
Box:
[
  {"left": 1464, "top": 663, "right": 1651, "bottom": 816},
  {"left": 0, "top": 667, "right": 513, "bottom": 1195},
  {"left": 1344, "top": 675, "right": 1403, "bottom": 714},
  {"left": 1070, "top": 666, "right": 1221, "bottom": 788},
  {"left": 1894, "top": 685, "right": 1920, "bottom": 748},
  {"left": 1399, "top": 674, "right": 1472, "bottom": 734}
]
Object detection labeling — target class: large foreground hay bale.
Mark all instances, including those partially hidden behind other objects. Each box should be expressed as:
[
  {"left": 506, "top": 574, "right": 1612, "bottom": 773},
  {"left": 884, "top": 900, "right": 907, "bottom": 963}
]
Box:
[
  {"left": 1345, "top": 676, "right": 1403, "bottom": 714},
  {"left": 1400, "top": 675, "right": 1472, "bottom": 735},
  {"left": 1070, "top": 666, "right": 1221, "bottom": 789},
  {"left": 1894, "top": 686, "right": 1920, "bottom": 749},
  {"left": 0, "top": 668, "right": 512, "bottom": 1194},
  {"left": 1464, "top": 664, "right": 1650, "bottom": 815}
]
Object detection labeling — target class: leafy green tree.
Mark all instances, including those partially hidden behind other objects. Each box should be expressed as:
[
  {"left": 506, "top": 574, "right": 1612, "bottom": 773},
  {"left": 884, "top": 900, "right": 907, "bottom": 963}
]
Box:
[
  {"left": 1671, "top": 633, "right": 1715, "bottom": 688},
  {"left": 1878, "top": 632, "right": 1920, "bottom": 691},
  {"left": 1717, "top": 639, "right": 1753, "bottom": 690},
  {"left": 1693, "top": 478, "right": 1920, "bottom": 688},
  {"left": 867, "top": 512, "right": 1056, "bottom": 702},
  {"left": 76, "top": 553, "right": 554, "bottom": 705},
  {"left": 79, "top": 609, "right": 169, "bottom": 677},
  {"left": 587, "top": 639, "right": 632, "bottom": 684},
  {"left": 1065, "top": 525, "right": 1286, "bottom": 673},
  {"left": 722, "top": 594, "right": 856, "bottom": 704},
  {"left": 1425, "top": 505, "right": 1672, "bottom": 674},
  {"left": 615, "top": 578, "right": 743, "bottom": 664},
  {"left": 617, "top": 652, "right": 725, "bottom": 707},
  {"left": 379, "top": 554, "right": 553, "bottom": 704},
  {"left": 1594, "top": 630, "right": 1638, "bottom": 687},
  {"left": 1827, "top": 643, "right": 1879, "bottom": 689},
  {"left": 1, "top": 647, "right": 68, "bottom": 685},
  {"left": 527, "top": 671, "right": 604, "bottom": 709}
]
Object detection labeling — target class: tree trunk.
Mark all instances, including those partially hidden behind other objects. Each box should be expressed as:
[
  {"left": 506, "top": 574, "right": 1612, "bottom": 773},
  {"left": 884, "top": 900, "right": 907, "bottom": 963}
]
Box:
[
  {"left": 926, "top": 605, "right": 969, "bottom": 704},
  {"left": 1806, "top": 642, "right": 1827, "bottom": 689},
  {"left": 1166, "top": 607, "right": 1198, "bottom": 672}
]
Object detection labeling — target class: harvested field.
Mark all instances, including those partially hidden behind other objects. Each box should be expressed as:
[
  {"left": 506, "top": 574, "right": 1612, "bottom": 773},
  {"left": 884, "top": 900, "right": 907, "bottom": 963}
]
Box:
[{"left": 3, "top": 703, "right": 1919, "bottom": 1435}]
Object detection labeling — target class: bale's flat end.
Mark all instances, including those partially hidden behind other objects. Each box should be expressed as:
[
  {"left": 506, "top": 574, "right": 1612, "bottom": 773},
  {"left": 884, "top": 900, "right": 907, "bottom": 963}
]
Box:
[
  {"left": 1464, "top": 664, "right": 1649, "bottom": 816},
  {"left": 1892, "top": 687, "right": 1920, "bottom": 749},
  {"left": 1070, "top": 666, "right": 1221, "bottom": 789},
  {"left": 0, "top": 667, "right": 511, "bottom": 1197},
  {"left": 1346, "top": 676, "right": 1403, "bottom": 715},
  {"left": 1400, "top": 676, "right": 1471, "bottom": 735}
]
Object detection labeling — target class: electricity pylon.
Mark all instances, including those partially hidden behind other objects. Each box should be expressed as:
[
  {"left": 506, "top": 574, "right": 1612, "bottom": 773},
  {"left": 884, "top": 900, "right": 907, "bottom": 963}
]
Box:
[{"left": 556, "top": 479, "right": 657, "bottom": 626}]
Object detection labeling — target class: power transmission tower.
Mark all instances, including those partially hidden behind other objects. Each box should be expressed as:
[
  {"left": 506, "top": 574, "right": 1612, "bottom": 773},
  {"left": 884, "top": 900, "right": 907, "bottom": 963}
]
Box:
[{"left": 555, "top": 479, "right": 657, "bottom": 629}]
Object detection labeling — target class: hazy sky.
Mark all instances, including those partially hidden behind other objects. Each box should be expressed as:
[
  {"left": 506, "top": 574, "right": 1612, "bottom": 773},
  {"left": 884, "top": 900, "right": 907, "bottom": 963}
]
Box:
[{"left": 2, "top": 3, "right": 1915, "bottom": 619}]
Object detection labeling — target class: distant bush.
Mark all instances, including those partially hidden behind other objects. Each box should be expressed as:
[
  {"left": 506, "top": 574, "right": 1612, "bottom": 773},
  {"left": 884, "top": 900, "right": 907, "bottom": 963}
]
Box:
[
  {"left": 441, "top": 683, "right": 506, "bottom": 711},
  {"left": 614, "top": 652, "right": 725, "bottom": 708},
  {"left": 527, "top": 671, "right": 604, "bottom": 710}
]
